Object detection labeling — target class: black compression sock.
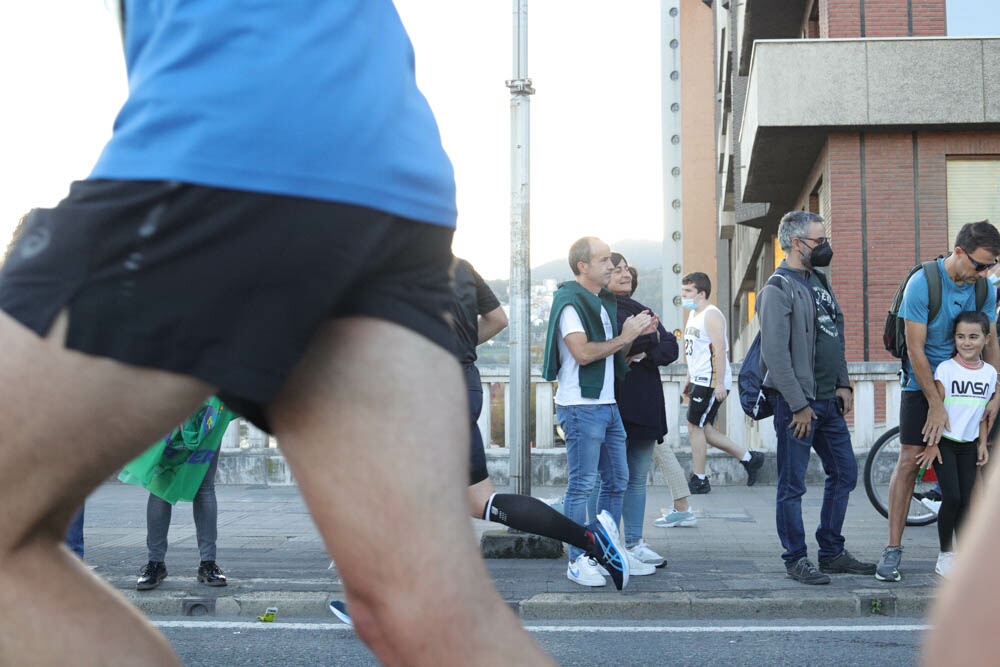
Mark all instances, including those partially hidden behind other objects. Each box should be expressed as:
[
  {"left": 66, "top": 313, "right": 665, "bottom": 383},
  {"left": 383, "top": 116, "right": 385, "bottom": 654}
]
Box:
[{"left": 484, "top": 493, "right": 593, "bottom": 552}]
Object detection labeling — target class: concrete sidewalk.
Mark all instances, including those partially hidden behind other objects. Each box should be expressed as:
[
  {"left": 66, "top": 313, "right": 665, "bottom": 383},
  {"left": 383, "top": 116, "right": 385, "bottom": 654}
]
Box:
[{"left": 80, "top": 481, "right": 942, "bottom": 621}]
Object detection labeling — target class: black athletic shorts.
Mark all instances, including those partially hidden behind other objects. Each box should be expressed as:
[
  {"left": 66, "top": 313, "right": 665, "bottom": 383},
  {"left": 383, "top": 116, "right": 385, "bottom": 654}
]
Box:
[
  {"left": 686, "top": 384, "right": 726, "bottom": 427},
  {"left": 899, "top": 390, "right": 929, "bottom": 447},
  {"left": 0, "top": 180, "right": 455, "bottom": 431}
]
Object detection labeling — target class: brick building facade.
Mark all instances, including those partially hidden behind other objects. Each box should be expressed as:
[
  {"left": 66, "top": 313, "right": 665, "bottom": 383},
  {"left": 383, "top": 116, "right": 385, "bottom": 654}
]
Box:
[{"left": 712, "top": 0, "right": 1000, "bottom": 370}]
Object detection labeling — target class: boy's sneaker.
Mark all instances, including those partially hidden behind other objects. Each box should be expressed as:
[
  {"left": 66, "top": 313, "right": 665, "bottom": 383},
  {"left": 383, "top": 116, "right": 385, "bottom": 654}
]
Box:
[
  {"left": 584, "top": 510, "right": 629, "bottom": 590},
  {"left": 567, "top": 554, "right": 606, "bottom": 587},
  {"left": 136, "top": 561, "right": 167, "bottom": 591},
  {"left": 655, "top": 508, "right": 697, "bottom": 528},
  {"left": 786, "top": 557, "right": 831, "bottom": 585},
  {"left": 874, "top": 546, "right": 904, "bottom": 582},
  {"left": 935, "top": 551, "right": 955, "bottom": 577},
  {"left": 818, "top": 549, "right": 876, "bottom": 575},
  {"left": 328, "top": 600, "right": 354, "bottom": 627},
  {"left": 688, "top": 475, "right": 711, "bottom": 495},
  {"left": 627, "top": 540, "right": 666, "bottom": 568},
  {"left": 197, "top": 561, "right": 227, "bottom": 587},
  {"left": 741, "top": 450, "right": 766, "bottom": 486}
]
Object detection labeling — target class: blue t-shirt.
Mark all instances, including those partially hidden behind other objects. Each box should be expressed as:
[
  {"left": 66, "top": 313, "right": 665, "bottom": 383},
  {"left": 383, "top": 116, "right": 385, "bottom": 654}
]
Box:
[
  {"left": 91, "top": 1, "right": 456, "bottom": 228},
  {"left": 899, "top": 258, "right": 997, "bottom": 391}
]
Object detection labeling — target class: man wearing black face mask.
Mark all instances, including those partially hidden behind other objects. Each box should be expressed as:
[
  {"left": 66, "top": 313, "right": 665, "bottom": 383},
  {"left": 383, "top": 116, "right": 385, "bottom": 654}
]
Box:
[{"left": 757, "top": 211, "right": 875, "bottom": 585}]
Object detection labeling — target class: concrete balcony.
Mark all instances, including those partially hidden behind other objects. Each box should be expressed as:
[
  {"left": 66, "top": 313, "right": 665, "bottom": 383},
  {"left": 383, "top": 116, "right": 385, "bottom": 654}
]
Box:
[
  {"left": 739, "top": 37, "right": 1000, "bottom": 205},
  {"left": 194, "top": 362, "right": 902, "bottom": 488}
]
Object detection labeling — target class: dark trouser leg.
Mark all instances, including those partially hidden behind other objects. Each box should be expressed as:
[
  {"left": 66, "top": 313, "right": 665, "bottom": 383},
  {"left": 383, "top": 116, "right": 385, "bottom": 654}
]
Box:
[
  {"left": 772, "top": 394, "right": 812, "bottom": 565},
  {"left": 192, "top": 450, "right": 220, "bottom": 562},
  {"left": 810, "top": 399, "right": 857, "bottom": 562}
]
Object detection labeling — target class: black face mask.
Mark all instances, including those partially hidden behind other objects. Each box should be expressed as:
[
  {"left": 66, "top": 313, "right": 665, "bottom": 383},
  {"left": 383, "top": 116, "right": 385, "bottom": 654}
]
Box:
[{"left": 806, "top": 241, "right": 833, "bottom": 267}]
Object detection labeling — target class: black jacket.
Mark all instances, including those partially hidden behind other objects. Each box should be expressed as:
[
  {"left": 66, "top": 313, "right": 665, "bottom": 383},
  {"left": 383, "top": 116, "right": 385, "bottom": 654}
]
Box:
[{"left": 614, "top": 296, "right": 679, "bottom": 442}]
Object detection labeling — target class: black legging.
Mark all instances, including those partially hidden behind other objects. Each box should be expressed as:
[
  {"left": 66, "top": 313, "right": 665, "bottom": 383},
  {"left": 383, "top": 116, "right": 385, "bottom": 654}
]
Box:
[{"left": 933, "top": 439, "right": 980, "bottom": 552}]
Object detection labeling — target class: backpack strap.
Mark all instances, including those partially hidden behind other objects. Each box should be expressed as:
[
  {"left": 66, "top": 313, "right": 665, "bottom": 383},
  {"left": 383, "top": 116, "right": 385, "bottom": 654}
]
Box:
[
  {"left": 922, "top": 259, "right": 989, "bottom": 323},
  {"left": 922, "top": 260, "right": 942, "bottom": 324}
]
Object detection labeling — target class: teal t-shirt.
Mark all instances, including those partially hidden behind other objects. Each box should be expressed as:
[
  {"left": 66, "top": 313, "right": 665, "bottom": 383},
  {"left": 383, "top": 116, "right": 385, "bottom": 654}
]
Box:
[{"left": 899, "top": 258, "right": 997, "bottom": 391}]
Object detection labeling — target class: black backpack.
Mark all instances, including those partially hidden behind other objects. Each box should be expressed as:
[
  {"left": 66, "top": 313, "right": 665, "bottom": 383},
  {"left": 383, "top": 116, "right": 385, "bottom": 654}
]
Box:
[
  {"left": 882, "top": 260, "right": 988, "bottom": 360},
  {"left": 737, "top": 269, "right": 812, "bottom": 420}
]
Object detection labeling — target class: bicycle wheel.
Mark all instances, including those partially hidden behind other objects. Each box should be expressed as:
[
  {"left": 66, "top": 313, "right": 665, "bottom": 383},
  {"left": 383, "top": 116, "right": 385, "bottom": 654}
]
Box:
[{"left": 863, "top": 426, "right": 938, "bottom": 526}]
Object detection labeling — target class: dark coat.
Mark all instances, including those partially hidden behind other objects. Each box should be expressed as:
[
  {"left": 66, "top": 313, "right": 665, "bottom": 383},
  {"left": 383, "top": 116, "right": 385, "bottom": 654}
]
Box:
[{"left": 614, "top": 296, "right": 679, "bottom": 442}]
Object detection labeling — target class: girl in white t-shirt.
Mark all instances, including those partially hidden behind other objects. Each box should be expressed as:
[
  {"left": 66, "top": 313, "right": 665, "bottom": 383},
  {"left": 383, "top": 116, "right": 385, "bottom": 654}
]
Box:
[{"left": 916, "top": 311, "right": 996, "bottom": 577}]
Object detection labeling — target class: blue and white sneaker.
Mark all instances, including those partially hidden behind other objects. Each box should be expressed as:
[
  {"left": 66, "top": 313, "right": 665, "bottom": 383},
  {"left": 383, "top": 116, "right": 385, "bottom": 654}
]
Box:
[
  {"left": 567, "top": 554, "right": 606, "bottom": 587},
  {"left": 328, "top": 600, "right": 353, "bottom": 627},
  {"left": 584, "top": 510, "right": 630, "bottom": 591},
  {"left": 654, "top": 508, "right": 697, "bottom": 528}
]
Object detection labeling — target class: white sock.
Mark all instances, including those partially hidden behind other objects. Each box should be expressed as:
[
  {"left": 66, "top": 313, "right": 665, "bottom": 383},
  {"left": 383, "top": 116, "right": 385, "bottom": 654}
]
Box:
[
  {"left": 695, "top": 473, "right": 707, "bottom": 480},
  {"left": 741, "top": 451, "right": 752, "bottom": 462}
]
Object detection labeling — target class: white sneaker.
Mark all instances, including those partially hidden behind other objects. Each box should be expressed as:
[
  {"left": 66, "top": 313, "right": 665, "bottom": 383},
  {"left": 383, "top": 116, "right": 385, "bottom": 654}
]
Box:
[
  {"left": 598, "top": 551, "right": 656, "bottom": 576},
  {"left": 935, "top": 551, "right": 955, "bottom": 577},
  {"left": 567, "top": 554, "right": 606, "bottom": 587},
  {"left": 627, "top": 540, "right": 665, "bottom": 567},
  {"left": 920, "top": 498, "right": 942, "bottom": 515}
]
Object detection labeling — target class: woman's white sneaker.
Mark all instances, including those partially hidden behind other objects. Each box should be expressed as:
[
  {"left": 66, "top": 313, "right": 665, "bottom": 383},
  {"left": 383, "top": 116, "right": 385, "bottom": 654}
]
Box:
[
  {"left": 567, "top": 554, "right": 606, "bottom": 587},
  {"left": 627, "top": 540, "right": 666, "bottom": 568}
]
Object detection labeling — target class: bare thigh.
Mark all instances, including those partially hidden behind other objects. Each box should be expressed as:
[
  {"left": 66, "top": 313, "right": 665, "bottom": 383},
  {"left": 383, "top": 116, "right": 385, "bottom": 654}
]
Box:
[
  {"left": 268, "top": 317, "right": 548, "bottom": 666},
  {"left": 0, "top": 310, "right": 212, "bottom": 548}
]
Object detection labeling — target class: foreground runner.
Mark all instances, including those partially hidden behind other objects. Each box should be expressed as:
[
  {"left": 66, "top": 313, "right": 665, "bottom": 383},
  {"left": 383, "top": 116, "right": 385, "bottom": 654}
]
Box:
[{"left": 0, "top": 4, "right": 553, "bottom": 666}]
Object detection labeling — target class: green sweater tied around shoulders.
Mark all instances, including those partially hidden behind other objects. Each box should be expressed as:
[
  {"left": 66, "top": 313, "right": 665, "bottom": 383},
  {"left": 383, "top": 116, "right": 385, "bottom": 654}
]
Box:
[{"left": 542, "top": 280, "right": 629, "bottom": 398}]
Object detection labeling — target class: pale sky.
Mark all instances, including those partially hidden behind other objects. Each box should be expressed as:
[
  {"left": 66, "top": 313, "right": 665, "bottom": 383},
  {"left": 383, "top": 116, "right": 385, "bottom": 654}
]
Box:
[{"left": 0, "top": 1, "right": 996, "bottom": 279}]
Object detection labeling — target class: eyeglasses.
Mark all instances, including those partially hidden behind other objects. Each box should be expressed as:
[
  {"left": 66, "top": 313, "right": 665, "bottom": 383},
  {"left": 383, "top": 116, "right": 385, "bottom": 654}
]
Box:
[
  {"left": 798, "top": 236, "right": 829, "bottom": 247},
  {"left": 964, "top": 252, "right": 999, "bottom": 273}
]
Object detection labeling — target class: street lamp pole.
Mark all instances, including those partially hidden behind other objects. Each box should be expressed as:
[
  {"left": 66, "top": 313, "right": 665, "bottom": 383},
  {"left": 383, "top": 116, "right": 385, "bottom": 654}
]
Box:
[{"left": 507, "top": 0, "right": 535, "bottom": 496}]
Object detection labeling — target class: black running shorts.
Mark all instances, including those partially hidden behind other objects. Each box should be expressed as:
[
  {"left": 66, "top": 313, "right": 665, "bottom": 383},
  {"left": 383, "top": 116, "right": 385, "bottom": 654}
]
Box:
[
  {"left": 899, "top": 390, "right": 930, "bottom": 447},
  {"left": 686, "top": 383, "right": 726, "bottom": 427},
  {"left": 0, "top": 180, "right": 456, "bottom": 431}
]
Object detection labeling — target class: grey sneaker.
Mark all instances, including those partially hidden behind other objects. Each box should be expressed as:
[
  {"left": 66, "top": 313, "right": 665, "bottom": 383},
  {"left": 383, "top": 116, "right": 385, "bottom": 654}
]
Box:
[
  {"left": 875, "top": 546, "right": 903, "bottom": 582},
  {"left": 819, "top": 549, "right": 876, "bottom": 575},
  {"left": 741, "top": 450, "right": 765, "bottom": 486},
  {"left": 786, "top": 557, "right": 831, "bottom": 585}
]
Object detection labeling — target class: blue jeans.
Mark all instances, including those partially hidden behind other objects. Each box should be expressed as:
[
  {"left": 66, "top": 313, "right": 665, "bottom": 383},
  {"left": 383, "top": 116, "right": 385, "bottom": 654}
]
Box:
[
  {"left": 771, "top": 394, "right": 857, "bottom": 566},
  {"left": 65, "top": 505, "right": 85, "bottom": 558},
  {"left": 588, "top": 438, "right": 655, "bottom": 547},
  {"left": 558, "top": 403, "right": 628, "bottom": 560}
]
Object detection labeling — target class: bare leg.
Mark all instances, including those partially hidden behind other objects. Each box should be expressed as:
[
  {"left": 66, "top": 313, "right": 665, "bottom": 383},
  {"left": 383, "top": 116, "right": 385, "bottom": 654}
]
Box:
[
  {"left": 887, "top": 445, "right": 922, "bottom": 546},
  {"left": 924, "top": 464, "right": 1000, "bottom": 664},
  {"left": 268, "top": 318, "right": 553, "bottom": 667},
  {"left": 468, "top": 477, "right": 495, "bottom": 518},
  {"left": 0, "top": 312, "right": 212, "bottom": 666},
  {"left": 688, "top": 424, "right": 709, "bottom": 476},
  {"left": 704, "top": 423, "right": 747, "bottom": 459}
]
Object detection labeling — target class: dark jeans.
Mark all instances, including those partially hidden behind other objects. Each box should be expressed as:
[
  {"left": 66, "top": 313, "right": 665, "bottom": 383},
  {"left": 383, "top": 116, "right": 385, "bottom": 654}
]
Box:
[
  {"left": 147, "top": 449, "right": 220, "bottom": 562},
  {"left": 771, "top": 394, "right": 857, "bottom": 566},
  {"left": 65, "top": 505, "right": 85, "bottom": 558}
]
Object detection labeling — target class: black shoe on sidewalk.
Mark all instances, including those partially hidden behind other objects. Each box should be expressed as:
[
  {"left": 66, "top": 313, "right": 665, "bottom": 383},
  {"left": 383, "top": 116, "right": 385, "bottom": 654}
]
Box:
[
  {"left": 197, "top": 561, "right": 228, "bottom": 587},
  {"left": 741, "top": 450, "right": 765, "bottom": 486},
  {"left": 786, "top": 557, "right": 831, "bottom": 585},
  {"left": 818, "top": 549, "right": 876, "bottom": 575},
  {"left": 136, "top": 561, "right": 167, "bottom": 590},
  {"left": 688, "top": 474, "right": 711, "bottom": 495}
]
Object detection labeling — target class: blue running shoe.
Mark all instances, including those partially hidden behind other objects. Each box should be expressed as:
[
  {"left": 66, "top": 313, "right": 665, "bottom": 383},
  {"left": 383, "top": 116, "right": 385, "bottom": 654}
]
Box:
[
  {"left": 328, "top": 600, "right": 353, "bottom": 627},
  {"left": 585, "top": 510, "right": 629, "bottom": 591}
]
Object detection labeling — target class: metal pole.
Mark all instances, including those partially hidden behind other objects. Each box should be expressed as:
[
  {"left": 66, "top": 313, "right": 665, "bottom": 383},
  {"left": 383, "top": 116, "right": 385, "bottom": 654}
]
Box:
[
  {"left": 507, "top": 0, "right": 535, "bottom": 496},
  {"left": 661, "top": 0, "right": 684, "bottom": 333}
]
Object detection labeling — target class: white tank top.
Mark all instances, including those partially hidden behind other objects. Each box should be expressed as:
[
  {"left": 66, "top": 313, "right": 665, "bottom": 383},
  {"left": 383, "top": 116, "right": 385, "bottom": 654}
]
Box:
[{"left": 683, "top": 304, "right": 732, "bottom": 389}]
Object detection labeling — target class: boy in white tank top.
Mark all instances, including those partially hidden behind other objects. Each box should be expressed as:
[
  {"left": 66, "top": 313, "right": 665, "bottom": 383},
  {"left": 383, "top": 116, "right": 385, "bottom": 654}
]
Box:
[{"left": 681, "top": 272, "right": 764, "bottom": 493}]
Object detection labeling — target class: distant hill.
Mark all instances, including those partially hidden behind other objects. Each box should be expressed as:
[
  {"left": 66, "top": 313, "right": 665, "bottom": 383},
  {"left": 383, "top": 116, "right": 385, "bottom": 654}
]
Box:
[{"left": 531, "top": 239, "right": 663, "bottom": 281}]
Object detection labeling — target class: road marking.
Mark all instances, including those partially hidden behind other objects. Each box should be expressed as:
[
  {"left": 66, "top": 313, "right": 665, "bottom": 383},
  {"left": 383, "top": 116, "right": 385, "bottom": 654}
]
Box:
[{"left": 154, "top": 621, "right": 928, "bottom": 633}]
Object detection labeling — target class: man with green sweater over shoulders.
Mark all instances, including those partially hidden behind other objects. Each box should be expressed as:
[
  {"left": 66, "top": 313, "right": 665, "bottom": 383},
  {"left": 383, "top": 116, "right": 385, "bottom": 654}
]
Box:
[{"left": 543, "top": 236, "right": 658, "bottom": 586}]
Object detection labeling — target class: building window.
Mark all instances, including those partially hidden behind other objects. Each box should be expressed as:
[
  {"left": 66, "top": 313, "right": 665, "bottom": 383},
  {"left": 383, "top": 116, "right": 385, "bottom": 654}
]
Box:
[{"left": 947, "top": 158, "right": 1000, "bottom": 244}]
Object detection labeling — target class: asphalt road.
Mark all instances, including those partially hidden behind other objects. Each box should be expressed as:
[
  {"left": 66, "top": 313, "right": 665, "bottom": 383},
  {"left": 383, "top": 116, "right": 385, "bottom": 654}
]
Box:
[{"left": 158, "top": 617, "right": 926, "bottom": 666}]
